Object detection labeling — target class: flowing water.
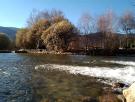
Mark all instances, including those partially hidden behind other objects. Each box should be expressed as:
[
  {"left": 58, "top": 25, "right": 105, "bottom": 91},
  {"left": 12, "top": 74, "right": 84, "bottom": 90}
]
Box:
[{"left": 0, "top": 53, "right": 135, "bottom": 102}]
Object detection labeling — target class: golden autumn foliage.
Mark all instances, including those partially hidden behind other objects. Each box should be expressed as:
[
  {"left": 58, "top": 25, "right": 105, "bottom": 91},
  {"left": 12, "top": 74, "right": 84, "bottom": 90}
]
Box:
[
  {"left": 41, "top": 20, "right": 76, "bottom": 51},
  {"left": 16, "top": 28, "right": 29, "bottom": 48},
  {"left": 16, "top": 9, "right": 77, "bottom": 51}
]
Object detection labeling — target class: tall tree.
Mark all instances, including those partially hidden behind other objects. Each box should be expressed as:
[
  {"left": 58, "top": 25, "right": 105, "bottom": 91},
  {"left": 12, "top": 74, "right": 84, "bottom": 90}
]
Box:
[
  {"left": 30, "top": 19, "right": 51, "bottom": 49},
  {"left": 97, "top": 10, "right": 119, "bottom": 49},
  {"left": 78, "top": 12, "right": 95, "bottom": 51},
  {"left": 41, "top": 20, "right": 77, "bottom": 52},
  {"left": 27, "top": 9, "right": 40, "bottom": 28},
  {"left": 120, "top": 11, "right": 135, "bottom": 34},
  {"left": 16, "top": 28, "right": 29, "bottom": 48},
  {"left": 27, "top": 9, "right": 65, "bottom": 28},
  {"left": 26, "top": 9, "right": 65, "bottom": 49},
  {"left": 119, "top": 11, "right": 135, "bottom": 48},
  {"left": 16, "top": 9, "right": 77, "bottom": 51}
]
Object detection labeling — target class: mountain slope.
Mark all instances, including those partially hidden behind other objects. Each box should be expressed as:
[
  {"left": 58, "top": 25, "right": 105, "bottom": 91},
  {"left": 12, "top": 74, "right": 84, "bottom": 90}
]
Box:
[{"left": 0, "top": 26, "right": 18, "bottom": 40}]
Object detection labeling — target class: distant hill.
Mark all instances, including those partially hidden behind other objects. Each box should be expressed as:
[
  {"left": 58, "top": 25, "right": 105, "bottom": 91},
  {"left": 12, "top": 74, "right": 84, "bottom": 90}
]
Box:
[{"left": 0, "top": 26, "right": 18, "bottom": 40}]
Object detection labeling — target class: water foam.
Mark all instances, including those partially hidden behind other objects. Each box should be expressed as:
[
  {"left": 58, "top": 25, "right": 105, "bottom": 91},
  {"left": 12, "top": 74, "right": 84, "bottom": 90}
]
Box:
[
  {"left": 35, "top": 62, "right": 135, "bottom": 84},
  {"left": 103, "top": 60, "right": 135, "bottom": 66}
]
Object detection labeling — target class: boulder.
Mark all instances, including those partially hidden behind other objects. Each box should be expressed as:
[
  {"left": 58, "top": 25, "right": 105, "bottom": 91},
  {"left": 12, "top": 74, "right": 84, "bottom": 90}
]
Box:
[{"left": 123, "top": 82, "right": 135, "bottom": 102}]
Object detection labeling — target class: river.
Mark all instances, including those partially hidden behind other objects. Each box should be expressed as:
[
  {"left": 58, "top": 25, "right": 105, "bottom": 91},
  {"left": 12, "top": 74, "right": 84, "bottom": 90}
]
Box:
[{"left": 0, "top": 53, "right": 135, "bottom": 102}]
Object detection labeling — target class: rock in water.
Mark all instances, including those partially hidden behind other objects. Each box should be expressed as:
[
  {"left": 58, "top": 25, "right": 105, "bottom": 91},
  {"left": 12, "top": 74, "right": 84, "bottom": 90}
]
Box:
[{"left": 123, "top": 82, "right": 135, "bottom": 102}]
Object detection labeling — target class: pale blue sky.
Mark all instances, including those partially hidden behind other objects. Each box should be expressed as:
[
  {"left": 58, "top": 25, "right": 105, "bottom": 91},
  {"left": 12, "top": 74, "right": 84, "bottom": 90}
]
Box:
[{"left": 0, "top": 0, "right": 134, "bottom": 28}]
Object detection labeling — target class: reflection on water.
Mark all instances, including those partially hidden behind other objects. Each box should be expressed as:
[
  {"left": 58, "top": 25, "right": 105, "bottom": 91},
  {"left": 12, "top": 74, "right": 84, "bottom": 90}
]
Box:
[{"left": 0, "top": 53, "right": 135, "bottom": 102}]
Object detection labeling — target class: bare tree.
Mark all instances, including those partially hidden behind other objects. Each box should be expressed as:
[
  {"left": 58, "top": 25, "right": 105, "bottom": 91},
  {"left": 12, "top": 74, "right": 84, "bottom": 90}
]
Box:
[
  {"left": 50, "top": 9, "right": 65, "bottom": 23},
  {"left": 97, "top": 10, "right": 118, "bottom": 34},
  {"left": 78, "top": 12, "right": 95, "bottom": 51},
  {"left": 119, "top": 11, "right": 135, "bottom": 49},
  {"left": 27, "top": 9, "right": 65, "bottom": 28},
  {"left": 97, "top": 10, "right": 119, "bottom": 49},
  {"left": 120, "top": 11, "right": 135, "bottom": 34},
  {"left": 27, "top": 9, "right": 40, "bottom": 28}
]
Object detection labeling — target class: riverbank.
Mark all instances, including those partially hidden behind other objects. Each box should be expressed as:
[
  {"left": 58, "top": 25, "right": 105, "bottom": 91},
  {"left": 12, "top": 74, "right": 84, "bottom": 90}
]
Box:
[{"left": 2, "top": 49, "right": 135, "bottom": 56}]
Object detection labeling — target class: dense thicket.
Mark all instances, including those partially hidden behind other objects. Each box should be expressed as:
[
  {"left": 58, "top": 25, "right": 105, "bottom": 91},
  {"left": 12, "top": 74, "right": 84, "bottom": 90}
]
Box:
[
  {"left": 0, "top": 33, "right": 10, "bottom": 50},
  {"left": 16, "top": 9, "right": 77, "bottom": 51},
  {"left": 41, "top": 20, "right": 77, "bottom": 51}
]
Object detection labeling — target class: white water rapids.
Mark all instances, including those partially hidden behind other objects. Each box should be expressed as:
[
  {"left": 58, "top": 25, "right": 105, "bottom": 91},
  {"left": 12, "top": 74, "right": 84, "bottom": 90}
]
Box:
[{"left": 35, "top": 60, "right": 135, "bottom": 85}]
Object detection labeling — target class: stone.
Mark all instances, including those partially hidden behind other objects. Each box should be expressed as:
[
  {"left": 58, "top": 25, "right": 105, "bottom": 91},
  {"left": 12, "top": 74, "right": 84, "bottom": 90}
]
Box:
[{"left": 123, "top": 82, "right": 135, "bottom": 102}]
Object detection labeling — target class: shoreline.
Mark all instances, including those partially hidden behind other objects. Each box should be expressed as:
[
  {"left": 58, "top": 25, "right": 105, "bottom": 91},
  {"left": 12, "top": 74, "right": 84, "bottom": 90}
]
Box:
[{"left": 1, "top": 49, "right": 135, "bottom": 56}]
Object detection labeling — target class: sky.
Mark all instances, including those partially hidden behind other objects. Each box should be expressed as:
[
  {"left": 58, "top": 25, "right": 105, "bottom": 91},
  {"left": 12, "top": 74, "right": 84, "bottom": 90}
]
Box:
[{"left": 0, "top": 0, "right": 134, "bottom": 28}]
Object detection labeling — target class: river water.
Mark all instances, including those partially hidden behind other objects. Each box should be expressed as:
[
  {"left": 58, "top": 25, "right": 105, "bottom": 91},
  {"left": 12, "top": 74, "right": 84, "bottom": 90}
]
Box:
[{"left": 0, "top": 53, "right": 135, "bottom": 102}]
